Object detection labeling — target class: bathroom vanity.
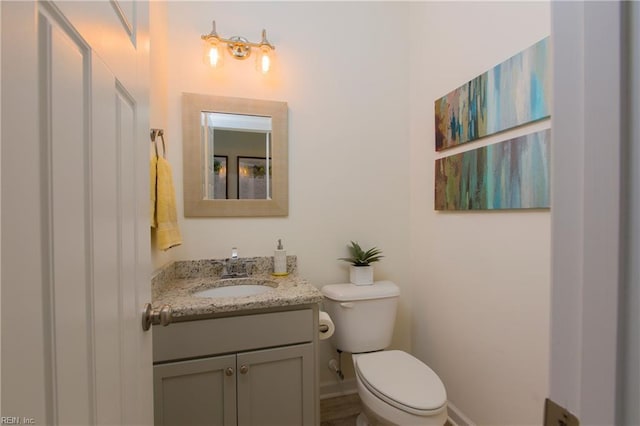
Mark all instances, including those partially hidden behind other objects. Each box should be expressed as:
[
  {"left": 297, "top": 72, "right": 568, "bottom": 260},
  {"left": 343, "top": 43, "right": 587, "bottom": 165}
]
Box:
[{"left": 151, "top": 257, "right": 323, "bottom": 426}]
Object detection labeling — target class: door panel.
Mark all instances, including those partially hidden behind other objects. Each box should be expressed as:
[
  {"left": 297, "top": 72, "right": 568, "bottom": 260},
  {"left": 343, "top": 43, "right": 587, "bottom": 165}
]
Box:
[
  {"left": 43, "top": 6, "right": 93, "bottom": 423},
  {"left": 55, "top": 1, "right": 144, "bottom": 90},
  {"left": 92, "top": 54, "right": 123, "bottom": 425},
  {"left": 111, "top": 0, "right": 136, "bottom": 41}
]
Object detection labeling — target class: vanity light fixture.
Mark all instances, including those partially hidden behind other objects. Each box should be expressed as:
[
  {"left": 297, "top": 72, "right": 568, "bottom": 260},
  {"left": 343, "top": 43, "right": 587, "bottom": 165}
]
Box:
[{"left": 201, "top": 20, "right": 275, "bottom": 75}]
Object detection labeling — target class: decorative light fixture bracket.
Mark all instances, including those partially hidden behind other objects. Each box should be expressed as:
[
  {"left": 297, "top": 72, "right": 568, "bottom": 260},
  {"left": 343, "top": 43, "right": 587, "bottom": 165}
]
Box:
[{"left": 201, "top": 21, "right": 275, "bottom": 61}]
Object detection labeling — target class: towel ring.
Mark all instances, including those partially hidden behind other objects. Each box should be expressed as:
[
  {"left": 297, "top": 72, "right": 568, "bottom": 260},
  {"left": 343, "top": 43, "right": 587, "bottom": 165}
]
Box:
[
  {"left": 150, "top": 128, "right": 166, "bottom": 158},
  {"left": 159, "top": 133, "right": 166, "bottom": 158}
]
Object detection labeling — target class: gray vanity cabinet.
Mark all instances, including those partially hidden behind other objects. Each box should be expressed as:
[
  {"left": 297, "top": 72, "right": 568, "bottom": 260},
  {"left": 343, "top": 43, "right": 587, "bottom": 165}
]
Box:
[
  {"left": 236, "top": 343, "right": 314, "bottom": 425},
  {"left": 154, "top": 354, "right": 237, "bottom": 425},
  {"left": 153, "top": 308, "right": 318, "bottom": 426}
]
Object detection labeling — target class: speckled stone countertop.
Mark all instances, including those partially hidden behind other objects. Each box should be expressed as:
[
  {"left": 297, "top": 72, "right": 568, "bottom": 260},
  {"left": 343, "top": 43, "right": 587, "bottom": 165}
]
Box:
[{"left": 152, "top": 256, "right": 323, "bottom": 320}]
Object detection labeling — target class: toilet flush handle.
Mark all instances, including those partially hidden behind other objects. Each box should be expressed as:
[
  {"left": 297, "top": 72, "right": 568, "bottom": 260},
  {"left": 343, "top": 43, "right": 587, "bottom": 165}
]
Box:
[{"left": 340, "top": 302, "right": 355, "bottom": 308}]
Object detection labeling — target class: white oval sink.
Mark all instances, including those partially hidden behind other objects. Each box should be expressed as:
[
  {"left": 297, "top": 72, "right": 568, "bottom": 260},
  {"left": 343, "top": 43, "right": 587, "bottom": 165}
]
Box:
[{"left": 193, "top": 284, "right": 274, "bottom": 298}]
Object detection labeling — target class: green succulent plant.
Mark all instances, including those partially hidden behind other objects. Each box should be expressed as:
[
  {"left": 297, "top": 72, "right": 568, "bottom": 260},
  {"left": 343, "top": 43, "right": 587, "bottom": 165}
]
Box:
[{"left": 338, "top": 241, "right": 384, "bottom": 266}]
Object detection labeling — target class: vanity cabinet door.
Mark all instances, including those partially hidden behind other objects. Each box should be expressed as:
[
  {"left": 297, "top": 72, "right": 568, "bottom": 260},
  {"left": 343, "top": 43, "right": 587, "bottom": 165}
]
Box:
[
  {"left": 154, "top": 354, "right": 237, "bottom": 426},
  {"left": 237, "top": 343, "right": 314, "bottom": 426}
]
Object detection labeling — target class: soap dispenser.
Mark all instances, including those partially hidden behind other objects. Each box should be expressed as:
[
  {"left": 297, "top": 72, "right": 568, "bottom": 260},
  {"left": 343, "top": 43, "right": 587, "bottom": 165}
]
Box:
[{"left": 273, "top": 239, "right": 287, "bottom": 275}]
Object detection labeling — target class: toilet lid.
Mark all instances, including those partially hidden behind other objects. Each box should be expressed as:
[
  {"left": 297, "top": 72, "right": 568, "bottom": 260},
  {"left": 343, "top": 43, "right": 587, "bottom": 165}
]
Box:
[
  {"left": 355, "top": 350, "right": 447, "bottom": 414},
  {"left": 321, "top": 281, "right": 399, "bottom": 301}
]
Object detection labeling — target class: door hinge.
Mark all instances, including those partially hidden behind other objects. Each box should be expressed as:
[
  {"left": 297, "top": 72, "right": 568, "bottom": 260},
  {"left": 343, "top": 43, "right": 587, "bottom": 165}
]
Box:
[{"left": 544, "top": 398, "right": 579, "bottom": 426}]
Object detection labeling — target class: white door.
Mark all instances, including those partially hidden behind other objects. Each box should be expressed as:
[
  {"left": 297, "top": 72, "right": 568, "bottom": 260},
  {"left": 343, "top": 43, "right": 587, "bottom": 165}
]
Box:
[
  {"left": 550, "top": 1, "right": 638, "bottom": 424},
  {"left": 1, "top": 1, "right": 152, "bottom": 424}
]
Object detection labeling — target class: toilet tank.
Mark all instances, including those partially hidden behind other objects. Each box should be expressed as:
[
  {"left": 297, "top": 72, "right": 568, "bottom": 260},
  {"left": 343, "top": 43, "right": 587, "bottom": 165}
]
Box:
[{"left": 321, "top": 281, "right": 399, "bottom": 353}]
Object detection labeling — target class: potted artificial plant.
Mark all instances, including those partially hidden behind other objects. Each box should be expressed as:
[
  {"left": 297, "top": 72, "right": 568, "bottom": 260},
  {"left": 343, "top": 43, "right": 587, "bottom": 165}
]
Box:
[{"left": 338, "top": 241, "right": 384, "bottom": 285}]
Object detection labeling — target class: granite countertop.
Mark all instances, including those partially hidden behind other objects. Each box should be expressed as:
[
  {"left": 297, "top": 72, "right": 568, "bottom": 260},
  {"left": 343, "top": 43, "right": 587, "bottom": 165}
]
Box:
[{"left": 152, "top": 256, "right": 323, "bottom": 320}]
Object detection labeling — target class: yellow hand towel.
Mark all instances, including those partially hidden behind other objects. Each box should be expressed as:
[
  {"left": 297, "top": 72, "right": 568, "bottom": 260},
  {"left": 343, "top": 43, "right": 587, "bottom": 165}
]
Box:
[
  {"left": 150, "top": 155, "right": 157, "bottom": 228},
  {"left": 153, "top": 156, "right": 182, "bottom": 250}
]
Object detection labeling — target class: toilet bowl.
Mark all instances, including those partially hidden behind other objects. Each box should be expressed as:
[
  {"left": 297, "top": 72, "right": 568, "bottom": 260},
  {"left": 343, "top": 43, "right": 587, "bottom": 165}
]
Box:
[
  {"left": 352, "top": 351, "right": 447, "bottom": 426},
  {"left": 321, "top": 281, "right": 448, "bottom": 426}
]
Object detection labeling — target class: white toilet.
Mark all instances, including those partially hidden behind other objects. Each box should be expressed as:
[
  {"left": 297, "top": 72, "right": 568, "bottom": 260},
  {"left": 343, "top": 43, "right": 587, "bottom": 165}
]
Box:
[{"left": 321, "top": 281, "right": 448, "bottom": 426}]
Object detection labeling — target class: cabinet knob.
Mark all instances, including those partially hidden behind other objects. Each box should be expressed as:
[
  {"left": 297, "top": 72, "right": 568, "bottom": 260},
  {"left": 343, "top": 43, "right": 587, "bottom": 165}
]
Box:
[
  {"left": 225, "top": 367, "right": 234, "bottom": 376},
  {"left": 240, "top": 365, "right": 249, "bottom": 374}
]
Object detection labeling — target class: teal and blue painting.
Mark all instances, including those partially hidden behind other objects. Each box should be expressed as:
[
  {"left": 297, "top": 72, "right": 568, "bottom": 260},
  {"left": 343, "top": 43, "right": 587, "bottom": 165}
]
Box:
[
  {"left": 435, "top": 37, "right": 550, "bottom": 151},
  {"left": 435, "top": 129, "right": 550, "bottom": 210}
]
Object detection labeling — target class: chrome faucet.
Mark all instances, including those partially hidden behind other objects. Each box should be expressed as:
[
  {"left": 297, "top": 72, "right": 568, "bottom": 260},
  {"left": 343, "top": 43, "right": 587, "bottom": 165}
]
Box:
[{"left": 221, "top": 247, "right": 249, "bottom": 278}]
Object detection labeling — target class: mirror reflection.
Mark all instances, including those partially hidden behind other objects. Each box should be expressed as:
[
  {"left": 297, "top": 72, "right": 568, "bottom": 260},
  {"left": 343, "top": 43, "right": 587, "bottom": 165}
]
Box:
[{"left": 202, "top": 113, "right": 272, "bottom": 200}]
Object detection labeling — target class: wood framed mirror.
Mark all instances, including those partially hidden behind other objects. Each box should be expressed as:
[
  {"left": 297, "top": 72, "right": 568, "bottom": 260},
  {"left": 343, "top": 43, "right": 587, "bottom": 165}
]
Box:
[{"left": 182, "top": 93, "right": 288, "bottom": 217}]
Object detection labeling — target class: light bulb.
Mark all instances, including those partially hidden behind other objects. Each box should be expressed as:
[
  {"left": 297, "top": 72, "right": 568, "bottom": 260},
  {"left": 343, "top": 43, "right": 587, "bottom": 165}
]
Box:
[
  {"left": 203, "top": 38, "right": 224, "bottom": 68},
  {"left": 208, "top": 46, "right": 220, "bottom": 66},
  {"left": 260, "top": 53, "right": 270, "bottom": 73},
  {"left": 256, "top": 45, "right": 273, "bottom": 75}
]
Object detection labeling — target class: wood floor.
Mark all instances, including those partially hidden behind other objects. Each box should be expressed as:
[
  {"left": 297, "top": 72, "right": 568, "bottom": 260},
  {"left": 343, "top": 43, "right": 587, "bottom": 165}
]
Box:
[
  {"left": 320, "top": 393, "right": 362, "bottom": 426},
  {"left": 319, "top": 393, "right": 453, "bottom": 426}
]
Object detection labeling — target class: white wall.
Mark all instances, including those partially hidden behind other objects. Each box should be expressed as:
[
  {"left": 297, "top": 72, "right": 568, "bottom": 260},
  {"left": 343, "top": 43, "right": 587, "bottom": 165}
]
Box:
[
  {"left": 408, "top": 2, "right": 550, "bottom": 425},
  {"left": 150, "top": 1, "right": 172, "bottom": 269},
  {"left": 161, "top": 1, "right": 412, "bottom": 389}
]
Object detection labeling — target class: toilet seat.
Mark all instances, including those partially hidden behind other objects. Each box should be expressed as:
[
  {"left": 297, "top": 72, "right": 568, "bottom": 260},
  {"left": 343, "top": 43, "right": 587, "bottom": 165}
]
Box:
[{"left": 354, "top": 350, "right": 447, "bottom": 416}]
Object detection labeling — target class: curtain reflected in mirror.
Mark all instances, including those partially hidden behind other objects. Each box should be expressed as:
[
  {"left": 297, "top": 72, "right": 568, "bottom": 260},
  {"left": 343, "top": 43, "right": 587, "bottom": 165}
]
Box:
[
  {"left": 210, "top": 155, "right": 227, "bottom": 199},
  {"left": 238, "top": 156, "right": 271, "bottom": 199}
]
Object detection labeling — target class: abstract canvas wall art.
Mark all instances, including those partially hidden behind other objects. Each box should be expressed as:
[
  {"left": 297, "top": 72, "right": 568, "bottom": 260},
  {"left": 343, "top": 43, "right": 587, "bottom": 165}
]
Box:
[
  {"left": 435, "top": 129, "right": 550, "bottom": 210},
  {"left": 435, "top": 37, "right": 550, "bottom": 151}
]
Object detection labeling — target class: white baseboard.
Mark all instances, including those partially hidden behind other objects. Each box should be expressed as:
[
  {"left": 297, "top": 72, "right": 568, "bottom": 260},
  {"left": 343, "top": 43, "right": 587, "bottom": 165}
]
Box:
[
  {"left": 447, "top": 400, "right": 476, "bottom": 426},
  {"left": 319, "top": 378, "right": 358, "bottom": 400}
]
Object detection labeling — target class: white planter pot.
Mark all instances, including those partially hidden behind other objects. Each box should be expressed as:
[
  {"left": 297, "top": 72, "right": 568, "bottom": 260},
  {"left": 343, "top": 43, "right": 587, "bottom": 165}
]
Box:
[{"left": 350, "top": 265, "right": 373, "bottom": 285}]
